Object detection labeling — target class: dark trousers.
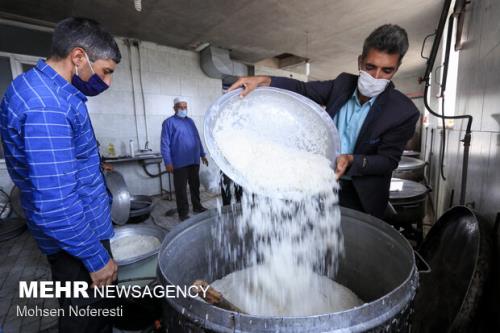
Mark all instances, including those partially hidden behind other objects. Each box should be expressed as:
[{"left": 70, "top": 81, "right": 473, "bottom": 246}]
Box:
[
  {"left": 47, "top": 240, "right": 117, "bottom": 333},
  {"left": 173, "top": 164, "right": 202, "bottom": 217},
  {"left": 220, "top": 173, "right": 243, "bottom": 206},
  {"left": 339, "top": 179, "right": 365, "bottom": 213}
]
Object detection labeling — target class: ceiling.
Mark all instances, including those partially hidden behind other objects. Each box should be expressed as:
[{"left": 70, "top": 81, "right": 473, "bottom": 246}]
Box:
[{"left": 0, "top": 0, "right": 443, "bottom": 82}]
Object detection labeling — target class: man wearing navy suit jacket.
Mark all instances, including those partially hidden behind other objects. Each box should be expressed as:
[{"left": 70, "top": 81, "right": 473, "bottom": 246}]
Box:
[{"left": 229, "top": 24, "right": 420, "bottom": 218}]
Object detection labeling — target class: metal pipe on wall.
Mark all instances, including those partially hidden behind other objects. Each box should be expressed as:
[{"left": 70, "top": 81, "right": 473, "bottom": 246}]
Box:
[
  {"left": 125, "top": 39, "right": 141, "bottom": 147},
  {"left": 421, "top": 0, "right": 473, "bottom": 206}
]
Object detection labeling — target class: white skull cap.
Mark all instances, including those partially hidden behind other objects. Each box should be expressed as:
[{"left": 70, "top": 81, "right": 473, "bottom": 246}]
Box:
[{"left": 173, "top": 97, "right": 188, "bottom": 105}]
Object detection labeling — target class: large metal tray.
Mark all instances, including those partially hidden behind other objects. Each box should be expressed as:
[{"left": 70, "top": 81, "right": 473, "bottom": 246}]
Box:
[{"left": 204, "top": 87, "right": 339, "bottom": 198}]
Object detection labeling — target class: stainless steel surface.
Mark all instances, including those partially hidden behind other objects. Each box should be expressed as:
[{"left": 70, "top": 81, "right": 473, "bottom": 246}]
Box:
[
  {"left": 105, "top": 171, "right": 131, "bottom": 225},
  {"left": 111, "top": 224, "right": 166, "bottom": 266},
  {"left": 402, "top": 150, "right": 420, "bottom": 158},
  {"left": 388, "top": 178, "right": 429, "bottom": 230},
  {"left": 204, "top": 86, "right": 339, "bottom": 198},
  {"left": 389, "top": 178, "right": 428, "bottom": 201},
  {"left": 129, "top": 194, "right": 153, "bottom": 217},
  {"left": 0, "top": 189, "right": 11, "bottom": 219},
  {"left": 393, "top": 156, "right": 426, "bottom": 182},
  {"left": 412, "top": 206, "right": 491, "bottom": 332},
  {"left": 158, "top": 207, "right": 418, "bottom": 332},
  {"left": 9, "top": 186, "right": 24, "bottom": 219}
]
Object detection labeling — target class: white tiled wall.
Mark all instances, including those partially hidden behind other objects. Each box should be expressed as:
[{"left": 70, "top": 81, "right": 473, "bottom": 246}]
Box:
[{"left": 87, "top": 39, "right": 222, "bottom": 195}]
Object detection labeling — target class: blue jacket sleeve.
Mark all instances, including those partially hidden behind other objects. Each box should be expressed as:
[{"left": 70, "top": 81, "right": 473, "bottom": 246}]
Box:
[
  {"left": 192, "top": 120, "right": 206, "bottom": 158},
  {"left": 22, "top": 108, "right": 110, "bottom": 272},
  {"left": 270, "top": 76, "right": 335, "bottom": 106},
  {"left": 161, "top": 120, "right": 173, "bottom": 165}
]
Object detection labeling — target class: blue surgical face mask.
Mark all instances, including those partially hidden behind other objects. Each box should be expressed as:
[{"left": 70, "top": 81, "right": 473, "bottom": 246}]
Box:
[
  {"left": 177, "top": 109, "right": 188, "bottom": 118},
  {"left": 71, "top": 52, "right": 109, "bottom": 96}
]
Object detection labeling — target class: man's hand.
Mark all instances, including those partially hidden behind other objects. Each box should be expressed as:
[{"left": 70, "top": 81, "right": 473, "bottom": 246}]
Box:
[
  {"left": 228, "top": 76, "right": 272, "bottom": 97},
  {"left": 166, "top": 164, "right": 174, "bottom": 173},
  {"left": 201, "top": 156, "right": 209, "bottom": 166},
  {"left": 89, "top": 259, "right": 117, "bottom": 288},
  {"left": 101, "top": 162, "right": 113, "bottom": 172},
  {"left": 335, "top": 154, "right": 354, "bottom": 180}
]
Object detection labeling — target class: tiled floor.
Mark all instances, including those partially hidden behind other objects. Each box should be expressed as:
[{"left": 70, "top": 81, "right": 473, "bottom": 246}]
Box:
[{"left": 0, "top": 231, "right": 58, "bottom": 333}]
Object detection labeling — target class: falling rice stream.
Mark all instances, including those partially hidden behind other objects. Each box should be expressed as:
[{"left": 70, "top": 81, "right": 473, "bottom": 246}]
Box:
[{"left": 208, "top": 97, "right": 363, "bottom": 316}]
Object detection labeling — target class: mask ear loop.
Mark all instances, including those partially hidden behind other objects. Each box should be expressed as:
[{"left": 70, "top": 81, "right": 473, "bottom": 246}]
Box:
[{"left": 83, "top": 51, "right": 96, "bottom": 75}]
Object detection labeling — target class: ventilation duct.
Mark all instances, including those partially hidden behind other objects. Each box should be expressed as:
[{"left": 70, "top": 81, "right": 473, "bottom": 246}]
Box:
[{"left": 200, "top": 46, "right": 251, "bottom": 85}]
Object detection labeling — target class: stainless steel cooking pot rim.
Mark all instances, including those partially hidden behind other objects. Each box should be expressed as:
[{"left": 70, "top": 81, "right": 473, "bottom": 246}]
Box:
[
  {"left": 112, "top": 224, "right": 166, "bottom": 266},
  {"left": 396, "top": 156, "right": 426, "bottom": 171},
  {"left": 157, "top": 207, "right": 419, "bottom": 329}
]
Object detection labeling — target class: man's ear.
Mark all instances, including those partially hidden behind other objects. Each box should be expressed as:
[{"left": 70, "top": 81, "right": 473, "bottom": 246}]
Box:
[
  {"left": 357, "top": 55, "right": 363, "bottom": 71},
  {"left": 69, "top": 47, "right": 86, "bottom": 67}
]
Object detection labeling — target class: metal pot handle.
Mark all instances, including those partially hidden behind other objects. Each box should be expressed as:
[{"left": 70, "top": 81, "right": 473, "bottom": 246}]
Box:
[{"left": 414, "top": 250, "right": 432, "bottom": 274}]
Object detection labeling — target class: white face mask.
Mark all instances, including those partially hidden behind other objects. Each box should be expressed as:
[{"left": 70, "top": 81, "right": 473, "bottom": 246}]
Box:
[{"left": 357, "top": 70, "right": 390, "bottom": 98}]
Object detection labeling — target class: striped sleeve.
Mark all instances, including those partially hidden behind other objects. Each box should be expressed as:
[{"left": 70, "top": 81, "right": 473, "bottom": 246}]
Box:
[{"left": 22, "top": 107, "right": 110, "bottom": 272}]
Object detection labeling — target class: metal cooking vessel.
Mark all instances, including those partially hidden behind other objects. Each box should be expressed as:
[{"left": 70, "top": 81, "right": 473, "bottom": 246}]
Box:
[
  {"left": 393, "top": 157, "right": 426, "bottom": 182},
  {"left": 111, "top": 224, "right": 166, "bottom": 266},
  {"left": 129, "top": 195, "right": 153, "bottom": 218},
  {"left": 412, "top": 206, "right": 491, "bottom": 332},
  {"left": 389, "top": 178, "right": 429, "bottom": 226},
  {"left": 402, "top": 150, "right": 420, "bottom": 158},
  {"left": 204, "top": 87, "right": 339, "bottom": 198},
  {"left": 9, "top": 186, "right": 24, "bottom": 219},
  {"left": 158, "top": 207, "right": 420, "bottom": 332},
  {"left": 105, "top": 171, "right": 131, "bottom": 225}
]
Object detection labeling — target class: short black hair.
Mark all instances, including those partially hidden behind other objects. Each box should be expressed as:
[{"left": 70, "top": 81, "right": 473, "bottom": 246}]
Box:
[
  {"left": 362, "top": 24, "right": 409, "bottom": 62},
  {"left": 50, "top": 17, "right": 121, "bottom": 63}
]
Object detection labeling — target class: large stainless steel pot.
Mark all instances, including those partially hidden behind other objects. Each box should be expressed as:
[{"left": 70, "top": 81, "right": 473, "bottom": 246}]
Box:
[
  {"left": 129, "top": 195, "right": 153, "bottom": 218},
  {"left": 157, "top": 207, "right": 419, "bottom": 332},
  {"left": 111, "top": 224, "right": 166, "bottom": 266},
  {"left": 388, "top": 178, "right": 429, "bottom": 226},
  {"left": 393, "top": 157, "right": 426, "bottom": 182}
]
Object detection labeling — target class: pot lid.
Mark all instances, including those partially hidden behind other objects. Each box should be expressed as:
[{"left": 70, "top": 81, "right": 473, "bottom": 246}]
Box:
[
  {"left": 412, "top": 206, "right": 491, "bottom": 332},
  {"left": 389, "top": 178, "right": 428, "bottom": 200},
  {"left": 105, "top": 171, "right": 131, "bottom": 225},
  {"left": 396, "top": 156, "right": 426, "bottom": 171},
  {"left": 403, "top": 150, "right": 420, "bottom": 157}
]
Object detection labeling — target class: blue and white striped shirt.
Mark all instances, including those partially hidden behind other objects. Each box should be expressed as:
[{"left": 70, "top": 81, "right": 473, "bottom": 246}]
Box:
[{"left": 0, "top": 59, "right": 113, "bottom": 272}]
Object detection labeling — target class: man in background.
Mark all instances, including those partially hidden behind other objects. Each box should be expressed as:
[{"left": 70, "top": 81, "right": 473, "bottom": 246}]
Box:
[
  {"left": 161, "top": 97, "right": 208, "bottom": 221},
  {"left": 0, "top": 17, "right": 120, "bottom": 332}
]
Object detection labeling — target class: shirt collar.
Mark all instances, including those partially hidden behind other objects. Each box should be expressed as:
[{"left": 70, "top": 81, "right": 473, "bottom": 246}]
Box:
[
  {"left": 352, "top": 89, "right": 376, "bottom": 107},
  {"left": 35, "top": 59, "right": 88, "bottom": 102}
]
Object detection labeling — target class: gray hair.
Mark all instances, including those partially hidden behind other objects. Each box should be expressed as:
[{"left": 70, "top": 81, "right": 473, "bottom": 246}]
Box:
[
  {"left": 362, "top": 24, "right": 409, "bottom": 62},
  {"left": 50, "top": 17, "right": 121, "bottom": 63}
]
